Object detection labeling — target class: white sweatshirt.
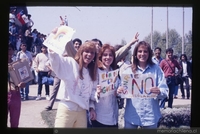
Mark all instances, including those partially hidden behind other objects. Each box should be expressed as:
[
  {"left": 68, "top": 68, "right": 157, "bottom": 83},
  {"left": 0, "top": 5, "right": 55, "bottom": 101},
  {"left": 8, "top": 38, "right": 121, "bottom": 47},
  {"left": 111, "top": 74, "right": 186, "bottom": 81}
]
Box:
[{"left": 48, "top": 51, "right": 97, "bottom": 111}]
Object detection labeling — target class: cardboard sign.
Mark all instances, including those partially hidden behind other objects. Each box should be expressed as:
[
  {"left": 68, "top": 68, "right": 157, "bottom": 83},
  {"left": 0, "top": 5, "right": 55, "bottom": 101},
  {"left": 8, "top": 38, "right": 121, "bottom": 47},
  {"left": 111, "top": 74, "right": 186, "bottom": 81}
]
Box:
[
  {"left": 99, "top": 69, "right": 119, "bottom": 97},
  {"left": 43, "top": 25, "right": 75, "bottom": 55},
  {"left": 119, "top": 73, "right": 157, "bottom": 98},
  {"left": 8, "top": 58, "right": 34, "bottom": 85}
]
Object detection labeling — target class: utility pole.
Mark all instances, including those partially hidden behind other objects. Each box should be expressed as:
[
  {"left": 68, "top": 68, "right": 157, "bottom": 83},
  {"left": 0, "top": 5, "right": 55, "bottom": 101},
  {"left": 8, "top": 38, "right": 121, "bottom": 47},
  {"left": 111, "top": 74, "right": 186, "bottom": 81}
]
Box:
[
  {"left": 151, "top": 6, "right": 153, "bottom": 49},
  {"left": 166, "top": 6, "right": 169, "bottom": 49},
  {"left": 182, "top": 7, "right": 185, "bottom": 54}
]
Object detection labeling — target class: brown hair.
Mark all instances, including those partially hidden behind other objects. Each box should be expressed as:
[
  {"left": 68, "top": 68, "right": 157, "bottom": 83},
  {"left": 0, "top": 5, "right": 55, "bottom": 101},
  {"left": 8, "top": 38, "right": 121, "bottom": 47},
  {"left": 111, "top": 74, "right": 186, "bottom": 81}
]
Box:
[
  {"left": 98, "top": 44, "right": 117, "bottom": 70},
  {"left": 131, "top": 41, "right": 154, "bottom": 73},
  {"left": 74, "top": 41, "right": 98, "bottom": 81}
]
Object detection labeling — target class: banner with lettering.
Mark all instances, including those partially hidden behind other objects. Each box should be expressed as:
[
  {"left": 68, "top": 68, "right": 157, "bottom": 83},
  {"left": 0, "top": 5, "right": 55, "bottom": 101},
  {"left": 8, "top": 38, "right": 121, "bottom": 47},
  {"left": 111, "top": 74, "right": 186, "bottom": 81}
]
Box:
[
  {"left": 120, "top": 73, "right": 157, "bottom": 98},
  {"left": 43, "top": 25, "right": 75, "bottom": 55},
  {"left": 99, "top": 69, "right": 119, "bottom": 97}
]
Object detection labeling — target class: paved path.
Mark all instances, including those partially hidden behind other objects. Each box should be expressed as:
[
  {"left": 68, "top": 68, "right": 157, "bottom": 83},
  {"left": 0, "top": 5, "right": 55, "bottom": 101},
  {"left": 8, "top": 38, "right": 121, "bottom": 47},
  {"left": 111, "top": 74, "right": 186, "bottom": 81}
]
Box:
[{"left": 7, "top": 84, "right": 191, "bottom": 128}]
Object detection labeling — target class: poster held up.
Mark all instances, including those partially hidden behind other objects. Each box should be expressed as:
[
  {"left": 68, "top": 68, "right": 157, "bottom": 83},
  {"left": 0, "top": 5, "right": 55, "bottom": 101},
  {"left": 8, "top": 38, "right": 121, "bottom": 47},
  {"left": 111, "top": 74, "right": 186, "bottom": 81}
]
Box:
[
  {"left": 98, "top": 69, "right": 119, "bottom": 98},
  {"left": 120, "top": 73, "right": 157, "bottom": 98},
  {"left": 43, "top": 25, "right": 75, "bottom": 55}
]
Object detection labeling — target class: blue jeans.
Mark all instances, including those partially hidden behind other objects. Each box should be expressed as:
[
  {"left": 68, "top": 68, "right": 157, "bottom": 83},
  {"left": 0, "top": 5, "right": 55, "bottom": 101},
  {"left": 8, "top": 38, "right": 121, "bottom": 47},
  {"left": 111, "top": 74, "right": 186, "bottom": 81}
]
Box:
[
  {"left": 160, "top": 77, "right": 176, "bottom": 108},
  {"left": 174, "top": 85, "right": 179, "bottom": 96},
  {"left": 20, "top": 81, "right": 30, "bottom": 98},
  {"left": 37, "top": 71, "right": 49, "bottom": 95},
  {"left": 124, "top": 120, "right": 157, "bottom": 129}
]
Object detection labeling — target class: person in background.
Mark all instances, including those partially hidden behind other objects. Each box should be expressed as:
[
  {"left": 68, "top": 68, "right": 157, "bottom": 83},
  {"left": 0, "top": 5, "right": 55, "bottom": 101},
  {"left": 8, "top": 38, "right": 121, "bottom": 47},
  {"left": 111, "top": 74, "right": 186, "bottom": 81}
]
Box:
[
  {"left": 159, "top": 48, "right": 182, "bottom": 108},
  {"left": 16, "top": 42, "right": 33, "bottom": 100},
  {"left": 24, "top": 26, "right": 33, "bottom": 52},
  {"left": 73, "top": 38, "right": 82, "bottom": 51},
  {"left": 26, "top": 14, "right": 34, "bottom": 28},
  {"left": 117, "top": 41, "right": 168, "bottom": 129},
  {"left": 9, "top": 8, "right": 16, "bottom": 27},
  {"left": 44, "top": 53, "right": 68, "bottom": 111},
  {"left": 33, "top": 45, "right": 51, "bottom": 101},
  {"left": 63, "top": 33, "right": 139, "bottom": 63},
  {"left": 114, "top": 44, "right": 131, "bottom": 77},
  {"left": 8, "top": 43, "right": 26, "bottom": 128},
  {"left": 179, "top": 54, "right": 192, "bottom": 99},
  {"left": 9, "top": 22, "right": 18, "bottom": 50},
  {"left": 173, "top": 55, "right": 179, "bottom": 99},
  {"left": 152, "top": 47, "right": 163, "bottom": 66}
]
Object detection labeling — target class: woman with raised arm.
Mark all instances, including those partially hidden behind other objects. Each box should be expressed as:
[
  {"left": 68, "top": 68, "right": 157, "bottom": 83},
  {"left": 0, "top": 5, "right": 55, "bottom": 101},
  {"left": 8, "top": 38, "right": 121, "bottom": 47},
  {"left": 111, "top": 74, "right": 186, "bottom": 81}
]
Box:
[{"left": 48, "top": 40, "right": 99, "bottom": 128}]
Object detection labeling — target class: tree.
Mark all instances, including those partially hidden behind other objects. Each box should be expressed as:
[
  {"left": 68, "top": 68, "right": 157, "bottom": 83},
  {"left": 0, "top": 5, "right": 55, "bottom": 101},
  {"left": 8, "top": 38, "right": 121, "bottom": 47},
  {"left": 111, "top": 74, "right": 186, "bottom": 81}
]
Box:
[
  {"left": 143, "top": 29, "right": 192, "bottom": 59},
  {"left": 184, "top": 30, "right": 192, "bottom": 59}
]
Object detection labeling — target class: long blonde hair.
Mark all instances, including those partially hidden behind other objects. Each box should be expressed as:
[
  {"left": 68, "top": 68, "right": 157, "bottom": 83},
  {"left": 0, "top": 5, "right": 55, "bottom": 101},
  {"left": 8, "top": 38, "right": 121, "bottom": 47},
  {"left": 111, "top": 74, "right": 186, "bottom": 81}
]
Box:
[{"left": 74, "top": 41, "right": 98, "bottom": 81}]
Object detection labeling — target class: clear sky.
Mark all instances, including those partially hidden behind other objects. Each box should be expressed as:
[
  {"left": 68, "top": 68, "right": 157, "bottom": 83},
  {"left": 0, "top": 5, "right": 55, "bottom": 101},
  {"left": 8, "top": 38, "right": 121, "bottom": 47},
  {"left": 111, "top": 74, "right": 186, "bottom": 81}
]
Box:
[{"left": 27, "top": 6, "right": 192, "bottom": 46}]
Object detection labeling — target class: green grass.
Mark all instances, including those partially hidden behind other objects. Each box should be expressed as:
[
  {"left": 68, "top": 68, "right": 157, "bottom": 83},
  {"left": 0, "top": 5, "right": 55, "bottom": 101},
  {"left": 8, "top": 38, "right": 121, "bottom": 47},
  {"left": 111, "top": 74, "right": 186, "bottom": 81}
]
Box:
[
  {"left": 41, "top": 104, "right": 191, "bottom": 128},
  {"left": 41, "top": 109, "right": 57, "bottom": 128}
]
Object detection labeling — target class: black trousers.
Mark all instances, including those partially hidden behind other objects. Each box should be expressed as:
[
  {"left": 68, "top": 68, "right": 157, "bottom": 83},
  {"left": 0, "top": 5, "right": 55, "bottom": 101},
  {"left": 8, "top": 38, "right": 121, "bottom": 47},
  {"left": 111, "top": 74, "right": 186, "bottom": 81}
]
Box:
[{"left": 37, "top": 71, "right": 49, "bottom": 95}]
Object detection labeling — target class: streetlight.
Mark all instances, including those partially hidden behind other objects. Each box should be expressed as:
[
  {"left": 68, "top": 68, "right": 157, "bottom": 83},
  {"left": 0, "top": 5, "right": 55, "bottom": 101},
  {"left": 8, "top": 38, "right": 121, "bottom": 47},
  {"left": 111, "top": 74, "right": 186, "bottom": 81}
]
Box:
[
  {"left": 182, "top": 6, "right": 185, "bottom": 54},
  {"left": 166, "top": 6, "right": 169, "bottom": 49},
  {"left": 151, "top": 6, "right": 153, "bottom": 49}
]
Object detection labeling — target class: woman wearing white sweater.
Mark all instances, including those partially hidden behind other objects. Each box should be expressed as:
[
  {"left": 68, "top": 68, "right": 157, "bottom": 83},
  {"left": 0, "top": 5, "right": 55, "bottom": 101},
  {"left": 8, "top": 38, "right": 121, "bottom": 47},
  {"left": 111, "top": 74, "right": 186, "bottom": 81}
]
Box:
[{"left": 48, "top": 40, "right": 99, "bottom": 128}]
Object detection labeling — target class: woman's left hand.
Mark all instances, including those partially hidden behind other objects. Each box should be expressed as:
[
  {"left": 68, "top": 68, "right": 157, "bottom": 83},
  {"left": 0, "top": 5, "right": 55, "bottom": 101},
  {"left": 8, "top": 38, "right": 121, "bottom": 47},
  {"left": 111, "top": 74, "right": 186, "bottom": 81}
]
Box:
[{"left": 150, "top": 87, "right": 161, "bottom": 95}]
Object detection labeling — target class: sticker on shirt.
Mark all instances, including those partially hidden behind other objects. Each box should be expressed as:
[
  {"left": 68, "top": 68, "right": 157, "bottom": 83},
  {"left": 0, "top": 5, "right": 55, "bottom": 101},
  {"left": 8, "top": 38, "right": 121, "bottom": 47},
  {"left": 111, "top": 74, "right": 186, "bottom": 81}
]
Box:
[
  {"left": 99, "top": 69, "right": 119, "bottom": 98},
  {"left": 120, "top": 73, "right": 157, "bottom": 98},
  {"left": 43, "top": 25, "right": 75, "bottom": 55}
]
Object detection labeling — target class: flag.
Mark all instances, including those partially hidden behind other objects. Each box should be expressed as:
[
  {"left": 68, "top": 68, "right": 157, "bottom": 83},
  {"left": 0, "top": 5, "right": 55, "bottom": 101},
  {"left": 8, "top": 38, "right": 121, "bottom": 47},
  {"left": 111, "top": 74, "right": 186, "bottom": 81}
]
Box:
[{"left": 16, "top": 10, "right": 26, "bottom": 25}]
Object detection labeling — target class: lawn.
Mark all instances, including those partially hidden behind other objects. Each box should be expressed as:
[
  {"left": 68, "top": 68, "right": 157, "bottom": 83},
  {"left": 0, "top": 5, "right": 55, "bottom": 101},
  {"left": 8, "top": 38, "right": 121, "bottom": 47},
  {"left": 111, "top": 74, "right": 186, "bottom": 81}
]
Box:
[{"left": 41, "top": 104, "right": 191, "bottom": 128}]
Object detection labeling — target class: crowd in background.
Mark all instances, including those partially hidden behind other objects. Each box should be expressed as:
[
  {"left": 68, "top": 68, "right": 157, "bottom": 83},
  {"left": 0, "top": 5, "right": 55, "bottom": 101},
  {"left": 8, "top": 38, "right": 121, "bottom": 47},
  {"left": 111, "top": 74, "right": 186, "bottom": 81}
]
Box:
[{"left": 8, "top": 6, "right": 192, "bottom": 129}]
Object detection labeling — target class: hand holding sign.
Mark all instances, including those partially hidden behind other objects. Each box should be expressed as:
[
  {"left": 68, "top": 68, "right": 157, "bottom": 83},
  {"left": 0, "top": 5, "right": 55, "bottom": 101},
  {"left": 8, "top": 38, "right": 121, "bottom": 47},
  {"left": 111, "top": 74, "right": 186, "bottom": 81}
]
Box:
[
  {"left": 150, "top": 87, "right": 161, "bottom": 95},
  {"left": 43, "top": 25, "right": 75, "bottom": 55}
]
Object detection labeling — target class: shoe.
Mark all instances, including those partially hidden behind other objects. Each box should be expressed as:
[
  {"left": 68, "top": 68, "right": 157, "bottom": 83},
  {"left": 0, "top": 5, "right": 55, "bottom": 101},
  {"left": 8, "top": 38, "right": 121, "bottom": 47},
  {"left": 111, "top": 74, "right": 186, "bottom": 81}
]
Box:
[
  {"left": 45, "top": 106, "right": 52, "bottom": 111},
  {"left": 46, "top": 95, "right": 50, "bottom": 100},
  {"left": 174, "top": 96, "right": 178, "bottom": 99},
  {"left": 182, "top": 96, "right": 185, "bottom": 99},
  {"left": 24, "top": 96, "right": 29, "bottom": 100},
  {"left": 35, "top": 95, "right": 41, "bottom": 101}
]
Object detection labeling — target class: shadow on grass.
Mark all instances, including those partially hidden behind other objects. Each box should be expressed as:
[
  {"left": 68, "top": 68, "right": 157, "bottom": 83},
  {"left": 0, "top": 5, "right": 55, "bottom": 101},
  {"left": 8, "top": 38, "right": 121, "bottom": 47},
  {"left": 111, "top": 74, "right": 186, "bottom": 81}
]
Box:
[
  {"left": 41, "top": 109, "right": 57, "bottom": 128},
  {"left": 40, "top": 104, "right": 191, "bottom": 128}
]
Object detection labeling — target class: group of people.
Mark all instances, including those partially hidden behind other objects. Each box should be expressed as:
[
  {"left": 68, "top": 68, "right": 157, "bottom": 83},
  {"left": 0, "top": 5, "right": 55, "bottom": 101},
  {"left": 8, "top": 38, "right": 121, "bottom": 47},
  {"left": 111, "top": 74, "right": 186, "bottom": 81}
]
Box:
[
  {"left": 151, "top": 47, "right": 192, "bottom": 108},
  {"left": 7, "top": 16, "right": 192, "bottom": 129}
]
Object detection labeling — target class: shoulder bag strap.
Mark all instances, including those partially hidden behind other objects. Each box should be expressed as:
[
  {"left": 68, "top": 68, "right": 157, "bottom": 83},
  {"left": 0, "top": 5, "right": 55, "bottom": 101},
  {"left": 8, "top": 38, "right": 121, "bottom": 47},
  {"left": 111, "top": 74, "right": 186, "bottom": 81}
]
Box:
[{"left": 165, "top": 59, "right": 175, "bottom": 73}]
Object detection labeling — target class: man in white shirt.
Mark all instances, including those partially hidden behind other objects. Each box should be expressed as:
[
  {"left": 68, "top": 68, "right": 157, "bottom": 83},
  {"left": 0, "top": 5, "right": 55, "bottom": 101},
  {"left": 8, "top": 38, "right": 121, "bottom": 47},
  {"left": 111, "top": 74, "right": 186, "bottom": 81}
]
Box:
[
  {"left": 179, "top": 54, "right": 192, "bottom": 99},
  {"left": 152, "top": 47, "right": 163, "bottom": 65},
  {"left": 16, "top": 42, "right": 33, "bottom": 100}
]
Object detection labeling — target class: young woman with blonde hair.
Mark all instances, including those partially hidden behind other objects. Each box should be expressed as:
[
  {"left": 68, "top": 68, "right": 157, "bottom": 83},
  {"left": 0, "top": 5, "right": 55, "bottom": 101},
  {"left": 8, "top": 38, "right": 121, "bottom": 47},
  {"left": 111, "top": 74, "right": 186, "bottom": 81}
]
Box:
[{"left": 48, "top": 40, "right": 99, "bottom": 128}]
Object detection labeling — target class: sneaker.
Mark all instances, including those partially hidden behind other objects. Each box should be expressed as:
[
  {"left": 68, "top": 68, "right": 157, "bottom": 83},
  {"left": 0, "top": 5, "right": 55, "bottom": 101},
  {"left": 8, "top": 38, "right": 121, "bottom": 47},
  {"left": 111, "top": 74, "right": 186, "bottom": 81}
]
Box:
[
  {"left": 45, "top": 106, "right": 52, "bottom": 111},
  {"left": 35, "top": 95, "right": 41, "bottom": 101},
  {"left": 46, "top": 95, "right": 50, "bottom": 100}
]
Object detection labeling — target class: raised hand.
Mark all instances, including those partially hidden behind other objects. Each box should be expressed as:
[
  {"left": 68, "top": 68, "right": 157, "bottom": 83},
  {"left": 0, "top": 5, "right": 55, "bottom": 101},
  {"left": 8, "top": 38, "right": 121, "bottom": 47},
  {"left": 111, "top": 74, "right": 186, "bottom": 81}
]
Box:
[{"left": 127, "top": 32, "right": 140, "bottom": 47}]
